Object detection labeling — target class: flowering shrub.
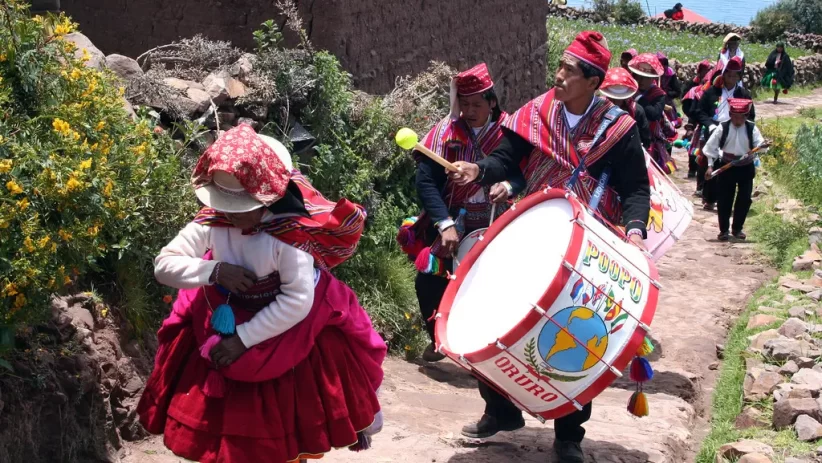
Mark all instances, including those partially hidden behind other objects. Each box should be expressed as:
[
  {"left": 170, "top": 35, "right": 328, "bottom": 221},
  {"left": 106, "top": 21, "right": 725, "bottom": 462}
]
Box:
[{"left": 0, "top": 2, "right": 195, "bottom": 328}]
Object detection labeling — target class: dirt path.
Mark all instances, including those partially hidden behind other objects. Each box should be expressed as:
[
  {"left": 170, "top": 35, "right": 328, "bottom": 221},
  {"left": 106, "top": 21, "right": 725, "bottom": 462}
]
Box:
[
  {"left": 755, "top": 87, "right": 822, "bottom": 119},
  {"left": 122, "top": 93, "right": 822, "bottom": 462}
]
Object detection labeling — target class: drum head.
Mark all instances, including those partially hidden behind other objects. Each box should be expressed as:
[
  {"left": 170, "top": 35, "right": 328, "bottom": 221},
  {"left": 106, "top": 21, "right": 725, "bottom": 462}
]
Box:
[
  {"left": 444, "top": 196, "right": 576, "bottom": 355},
  {"left": 453, "top": 228, "right": 486, "bottom": 273}
]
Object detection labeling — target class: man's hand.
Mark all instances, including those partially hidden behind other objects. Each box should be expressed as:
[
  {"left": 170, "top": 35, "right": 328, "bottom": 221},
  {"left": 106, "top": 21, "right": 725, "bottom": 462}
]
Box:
[
  {"left": 628, "top": 233, "right": 646, "bottom": 249},
  {"left": 448, "top": 161, "right": 479, "bottom": 186},
  {"left": 705, "top": 167, "right": 713, "bottom": 180},
  {"left": 489, "top": 183, "right": 510, "bottom": 204},
  {"left": 440, "top": 226, "right": 459, "bottom": 256},
  {"left": 211, "top": 263, "right": 257, "bottom": 293},
  {"left": 210, "top": 335, "right": 248, "bottom": 368}
]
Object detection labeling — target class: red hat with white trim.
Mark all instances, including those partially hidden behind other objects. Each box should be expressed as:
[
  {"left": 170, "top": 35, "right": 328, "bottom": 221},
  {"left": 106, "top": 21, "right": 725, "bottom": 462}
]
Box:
[
  {"left": 599, "top": 67, "right": 638, "bottom": 100},
  {"left": 455, "top": 63, "right": 494, "bottom": 96},
  {"left": 564, "top": 30, "right": 611, "bottom": 74},
  {"left": 728, "top": 98, "right": 753, "bottom": 114},
  {"left": 628, "top": 53, "right": 664, "bottom": 78}
]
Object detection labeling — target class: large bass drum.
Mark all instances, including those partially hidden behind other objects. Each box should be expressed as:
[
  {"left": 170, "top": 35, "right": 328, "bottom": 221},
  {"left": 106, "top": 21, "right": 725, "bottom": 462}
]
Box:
[{"left": 435, "top": 188, "right": 659, "bottom": 420}]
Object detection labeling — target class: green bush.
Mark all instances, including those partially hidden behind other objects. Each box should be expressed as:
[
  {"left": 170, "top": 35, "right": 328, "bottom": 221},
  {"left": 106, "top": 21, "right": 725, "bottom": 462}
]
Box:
[
  {"left": 751, "top": 5, "right": 798, "bottom": 41},
  {"left": 590, "top": 0, "right": 646, "bottom": 23},
  {"left": 751, "top": 0, "right": 822, "bottom": 39},
  {"left": 0, "top": 2, "right": 195, "bottom": 329}
]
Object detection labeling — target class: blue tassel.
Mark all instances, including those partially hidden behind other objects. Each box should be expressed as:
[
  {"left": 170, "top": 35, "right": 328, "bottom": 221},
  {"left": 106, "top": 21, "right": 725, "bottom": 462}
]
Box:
[
  {"left": 630, "top": 357, "right": 654, "bottom": 382},
  {"left": 211, "top": 304, "right": 236, "bottom": 335}
]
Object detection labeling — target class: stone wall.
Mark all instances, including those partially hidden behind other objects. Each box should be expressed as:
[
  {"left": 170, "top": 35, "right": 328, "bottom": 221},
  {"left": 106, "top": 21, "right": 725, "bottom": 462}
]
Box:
[
  {"left": 59, "top": 0, "right": 548, "bottom": 108},
  {"left": 640, "top": 17, "right": 751, "bottom": 37},
  {"left": 785, "top": 33, "right": 822, "bottom": 54}
]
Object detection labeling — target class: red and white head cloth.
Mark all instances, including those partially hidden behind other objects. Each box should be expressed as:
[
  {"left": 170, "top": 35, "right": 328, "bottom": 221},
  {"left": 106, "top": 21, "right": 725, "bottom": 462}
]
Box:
[
  {"left": 564, "top": 30, "right": 611, "bottom": 74},
  {"left": 455, "top": 63, "right": 494, "bottom": 96},
  {"left": 628, "top": 53, "right": 664, "bottom": 78},
  {"left": 600, "top": 67, "right": 638, "bottom": 100},
  {"left": 728, "top": 98, "right": 753, "bottom": 114},
  {"left": 191, "top": 124, "right": 291, "bottom": 208}
]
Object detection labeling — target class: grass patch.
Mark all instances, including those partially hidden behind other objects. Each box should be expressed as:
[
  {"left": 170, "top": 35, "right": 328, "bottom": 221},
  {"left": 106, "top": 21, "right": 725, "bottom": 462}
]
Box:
[
  {"left": 695, "top": 284, "right": 782, "bottom": 463},
  {"left": 756, "top": 82, "right": 822, "bottom": 104},
  {"left": 545, "top": 17, "right": 813, "bottom": 68},
  {"left": 760, "top": 109, "right": 822, "bottom": 138},
  {"left": 746, "top": 202, "right": 811, "bottom": 270}
]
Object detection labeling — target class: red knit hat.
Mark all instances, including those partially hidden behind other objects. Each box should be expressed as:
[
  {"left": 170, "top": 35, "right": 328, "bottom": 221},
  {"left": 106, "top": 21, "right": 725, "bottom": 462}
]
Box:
[
  {"left": 728, "top": 98, "right": 753, "bottom": 114},
  {"left": 697, "top": 59, "right": 712, "bottom": 74},
  {"left": 564, "top": 31, "right": 611, "bottom": 74},
  {"left": 724, "top": 56, "right": 744, "bottom": 74},
  {"left": 600, "top": 67, "right": 638, "bottom": 100},
  {"left": 455, "top": 63, "right": 494, "bottom": 96}
]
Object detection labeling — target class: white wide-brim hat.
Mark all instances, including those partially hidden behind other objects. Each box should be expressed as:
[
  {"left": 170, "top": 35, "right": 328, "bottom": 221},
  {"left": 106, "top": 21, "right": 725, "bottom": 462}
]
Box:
[
  {"left": 600, "top": 85, "right": 637, "bottom": 100},
  {"left": 194, "top": 134, "right": 294, "bottom": 213}
]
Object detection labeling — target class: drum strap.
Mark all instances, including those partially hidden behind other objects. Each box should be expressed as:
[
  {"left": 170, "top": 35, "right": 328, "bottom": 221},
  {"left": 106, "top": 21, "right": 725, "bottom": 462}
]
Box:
[{"left": 566, "top": 106, "right": 626, "bottom": 211}]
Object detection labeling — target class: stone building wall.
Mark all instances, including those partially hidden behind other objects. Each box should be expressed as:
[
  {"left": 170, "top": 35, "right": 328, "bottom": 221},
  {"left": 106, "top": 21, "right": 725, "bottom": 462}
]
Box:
[{"left": 59, "top": 0, "right": 548, "bottom": 108}]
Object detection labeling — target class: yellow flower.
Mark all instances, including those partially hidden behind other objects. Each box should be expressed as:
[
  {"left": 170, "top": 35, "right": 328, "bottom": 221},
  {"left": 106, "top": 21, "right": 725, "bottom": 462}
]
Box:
[
  {"left": 54, "top": 23, "right": 71, "bottom": 36},
  {"left": 23, "top": 237, "right": 35, "bottom": 252},
  {"left": 79, "top": 158, "right": 92, "bottom": 170},
  {"left": 6, "top": 180, "right": 23, "bottom": 195},
  {"left": 2, "top": 283, "right": 18, "bottom": 297},
  {"left": 0, "top": 54, "right": 6, "bottom": 62},
  {"left": 70, "top": 69, "right": 82, "bottom": 80},
  {"left": 404, "top": 312, "right": 411, "bottom": 320},
  {"left": 65, "top": 176, "right": 84, "bottom": 192},
  {"left": 52, "top": 118, "right": 71, "bottom": 134},
  {"left": 86, "top": 225, "right": 99, "bottom": 237},
  {"left": 103, "top": 180, "right": 113, "bottom": 198},
  {"left": 81, "top": 48, "right": 91, "bottom": 63},
  {"left": 0, "top": 159, "right": 12, "bottom": 174},
  {"left": 59, "top": 229, "right": 72, "bottom": 242},
  {"left": 404, "top": 345, "right": 412, "bottom": 351},
  {"left": 37, "top": 236, "right": 51, "bottom": 249},
  {"left": 17, "top": 198, "right": 29, "bottom": 211},
  {"left": 95, "top": 121, "right": 106, "bottom": 131},
  {"left": 13, "top": 294, "right": 27, "bottom": 309},
  {"left": 63, "top": 275, "right": 72, "bottom": 286},
  {"left": 0, "top": 219, "right": 8, "bottom": 229}
]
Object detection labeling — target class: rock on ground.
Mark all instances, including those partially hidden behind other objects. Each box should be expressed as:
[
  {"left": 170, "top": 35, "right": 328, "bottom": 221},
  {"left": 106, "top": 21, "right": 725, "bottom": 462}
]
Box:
[
  {"left": 795, "top": 414, "right": 822, "bottom": 442},
  {"left": 64, "top": 32, "right": 105, "bottom": 69},
  {"left": 773, "top": 398, "right": 822, "bottom": 429},
  {"left": 105, "top": 54, "right": 144, "bottom": 82}
]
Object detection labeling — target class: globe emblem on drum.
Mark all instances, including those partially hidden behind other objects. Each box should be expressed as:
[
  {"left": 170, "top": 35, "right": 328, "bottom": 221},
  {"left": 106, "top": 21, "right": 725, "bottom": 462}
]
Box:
[{"left": 536, "top": 307, "right": 608, "bottom": 373}]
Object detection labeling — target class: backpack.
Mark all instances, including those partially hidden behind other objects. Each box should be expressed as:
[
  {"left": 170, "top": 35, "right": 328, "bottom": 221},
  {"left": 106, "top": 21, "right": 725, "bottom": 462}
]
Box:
[{"left": 719, "top": 120, "right": 755, "bottom": 152}]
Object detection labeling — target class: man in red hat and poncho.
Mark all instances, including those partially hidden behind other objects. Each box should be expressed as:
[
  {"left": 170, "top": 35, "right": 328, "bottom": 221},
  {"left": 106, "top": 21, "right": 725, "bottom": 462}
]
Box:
[{"left": 449, "top": 31, "right": 650, "bottom": 463}]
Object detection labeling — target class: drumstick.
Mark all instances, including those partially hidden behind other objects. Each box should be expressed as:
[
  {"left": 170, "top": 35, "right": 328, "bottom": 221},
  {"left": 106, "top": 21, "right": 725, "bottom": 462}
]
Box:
[
  {"left": 709, "top": 142, "right": 770, "bottom": 179},
  {"left": 395, "top": 128, "right": 459, "bottom": 172},
  {"left": 489, "top": 203, "right": 496, "bottom": 227}
]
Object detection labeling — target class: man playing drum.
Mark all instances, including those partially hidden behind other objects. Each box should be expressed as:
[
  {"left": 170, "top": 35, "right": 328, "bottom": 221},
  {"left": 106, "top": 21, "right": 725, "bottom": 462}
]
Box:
[{"left": 449, "top": 31, "right": 650, "bottom": 463}]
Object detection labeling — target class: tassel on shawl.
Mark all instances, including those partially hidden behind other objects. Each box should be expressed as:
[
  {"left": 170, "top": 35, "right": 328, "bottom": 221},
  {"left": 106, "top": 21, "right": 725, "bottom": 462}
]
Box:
[{"left": 211, "top": 303, "right": 236, "bottom": 335}]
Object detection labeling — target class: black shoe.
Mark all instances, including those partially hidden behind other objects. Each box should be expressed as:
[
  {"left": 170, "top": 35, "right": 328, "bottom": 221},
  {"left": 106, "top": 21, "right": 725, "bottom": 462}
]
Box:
[
  {"left": 554, "top": 440, "right": 585, "bottom": 463},
  {"left": 703, "top": 203, "right": 715, "bottom": 211},
  {"left": 718, "top": 231, "right": 730, "bottom": 241},
  {"left": 461, "top": 414, "right": 525, "bottom": 439},
  {"left": 422, "top": 342, "right": 445, "bottom": 362},
  {"left": 732, "top": 230, "right": 747, "bottom": 240},
  {"left": 687, "top": 171, "right": 696, "bottom": 179},
  {"left": 693, "top": 189, "right": 703, "bottom": 198}
]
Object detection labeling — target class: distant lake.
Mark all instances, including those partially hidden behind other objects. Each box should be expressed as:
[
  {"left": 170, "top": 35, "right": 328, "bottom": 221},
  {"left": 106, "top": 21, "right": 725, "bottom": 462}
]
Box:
[{"left": 563, "top": 0, "right": 779, "bottom": 25}]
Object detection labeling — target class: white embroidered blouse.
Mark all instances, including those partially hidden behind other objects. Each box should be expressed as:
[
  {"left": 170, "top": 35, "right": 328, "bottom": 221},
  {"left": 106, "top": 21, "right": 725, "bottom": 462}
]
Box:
[{"left": 154, "top": 211, "right": 317, "bottom": 348}]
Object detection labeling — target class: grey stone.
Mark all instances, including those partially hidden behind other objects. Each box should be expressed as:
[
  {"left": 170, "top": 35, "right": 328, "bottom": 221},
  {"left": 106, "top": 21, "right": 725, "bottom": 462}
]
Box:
[
  {"left": 780, "top": 318, "right": 810, "bottom": 338},
  {"left": 780, "top": 360, "right": 800, "bottom": 375},
  {"left": 104, "top": 54, "right": 143, "bottom": 81},
  {"left": 735, "top": 406, "right": 766, "bottom": 430},
  {"left": 793, "top": 369, "right": 822, "bottom": 392},
  {"left": 717, "top": 440, "right": 774, "bottom": 460},
  {"left": 797, "top": 357, "right": 817, "bottom": 369},
  {"left": 765, "top": 338, "right": 816, "bottom": 361},
  {"left": 236, "top": 117, "right": 259, "bottom": 130},
  {"left": 795, "top": 414, "right": 822, "bottom": 441},
  {"left": 773, "top": 398, "right": 822, "bottom": 428},
  {"left": 737, "top": 454, "right": 773, "bottom": 463},
  {"left": 745, "top": 371, "right": 783, "bottom": 401},
  {"left": 230, "top": 54, "right": 254, "bottom": 77},
  {"left": 748, "top": 330, "right": 780, "bottom": 351},
  {"left": 810, "top": 227, "right": 822, "bottom": 246},
  {"left": 163, "top": 77, "right": 205, "bottom": 92},
  {"left": 809, "top": 290, "right": 822, "bottom": 302},
  {"left": 748, "top": 314, "right": 780, "bottom": 330},
  {"left": 64, "top": 32, "right": 105, "bottom": 69},
  {"left": 788, "top": 306, "right": 809, "bottom": 319},
  {"left": 185, "top": 88, "right": 212, "bottom": 113},
  {"left": 66, "top": 306, "right": 94, "bottom": 330},
  {"left": 202, "top": 71, "right": 230, "bottom": 104}
]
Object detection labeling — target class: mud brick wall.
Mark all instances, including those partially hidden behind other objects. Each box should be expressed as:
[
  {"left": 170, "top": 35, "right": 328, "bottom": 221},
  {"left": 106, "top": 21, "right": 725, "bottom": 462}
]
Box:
[{"left": 60, "top": 0, "right": 549, "bottom": 108}]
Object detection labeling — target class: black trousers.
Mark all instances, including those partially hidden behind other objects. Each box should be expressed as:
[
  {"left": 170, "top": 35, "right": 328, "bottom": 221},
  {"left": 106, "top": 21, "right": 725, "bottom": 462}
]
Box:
[
  {"left": 415, "top": 272, "right": 450, "bottom": 342},
  {"left": 699, "top": 160, "right": 720, "bottom": 204},
  {"left": 688, "top": 152, "right": 698, "bottom": 176},
  {"left": 478, "top": 381, "right": 592, "bottom": 443},
  {"left": 716, "top": 161, "right": 755, "bottom": 234}
]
